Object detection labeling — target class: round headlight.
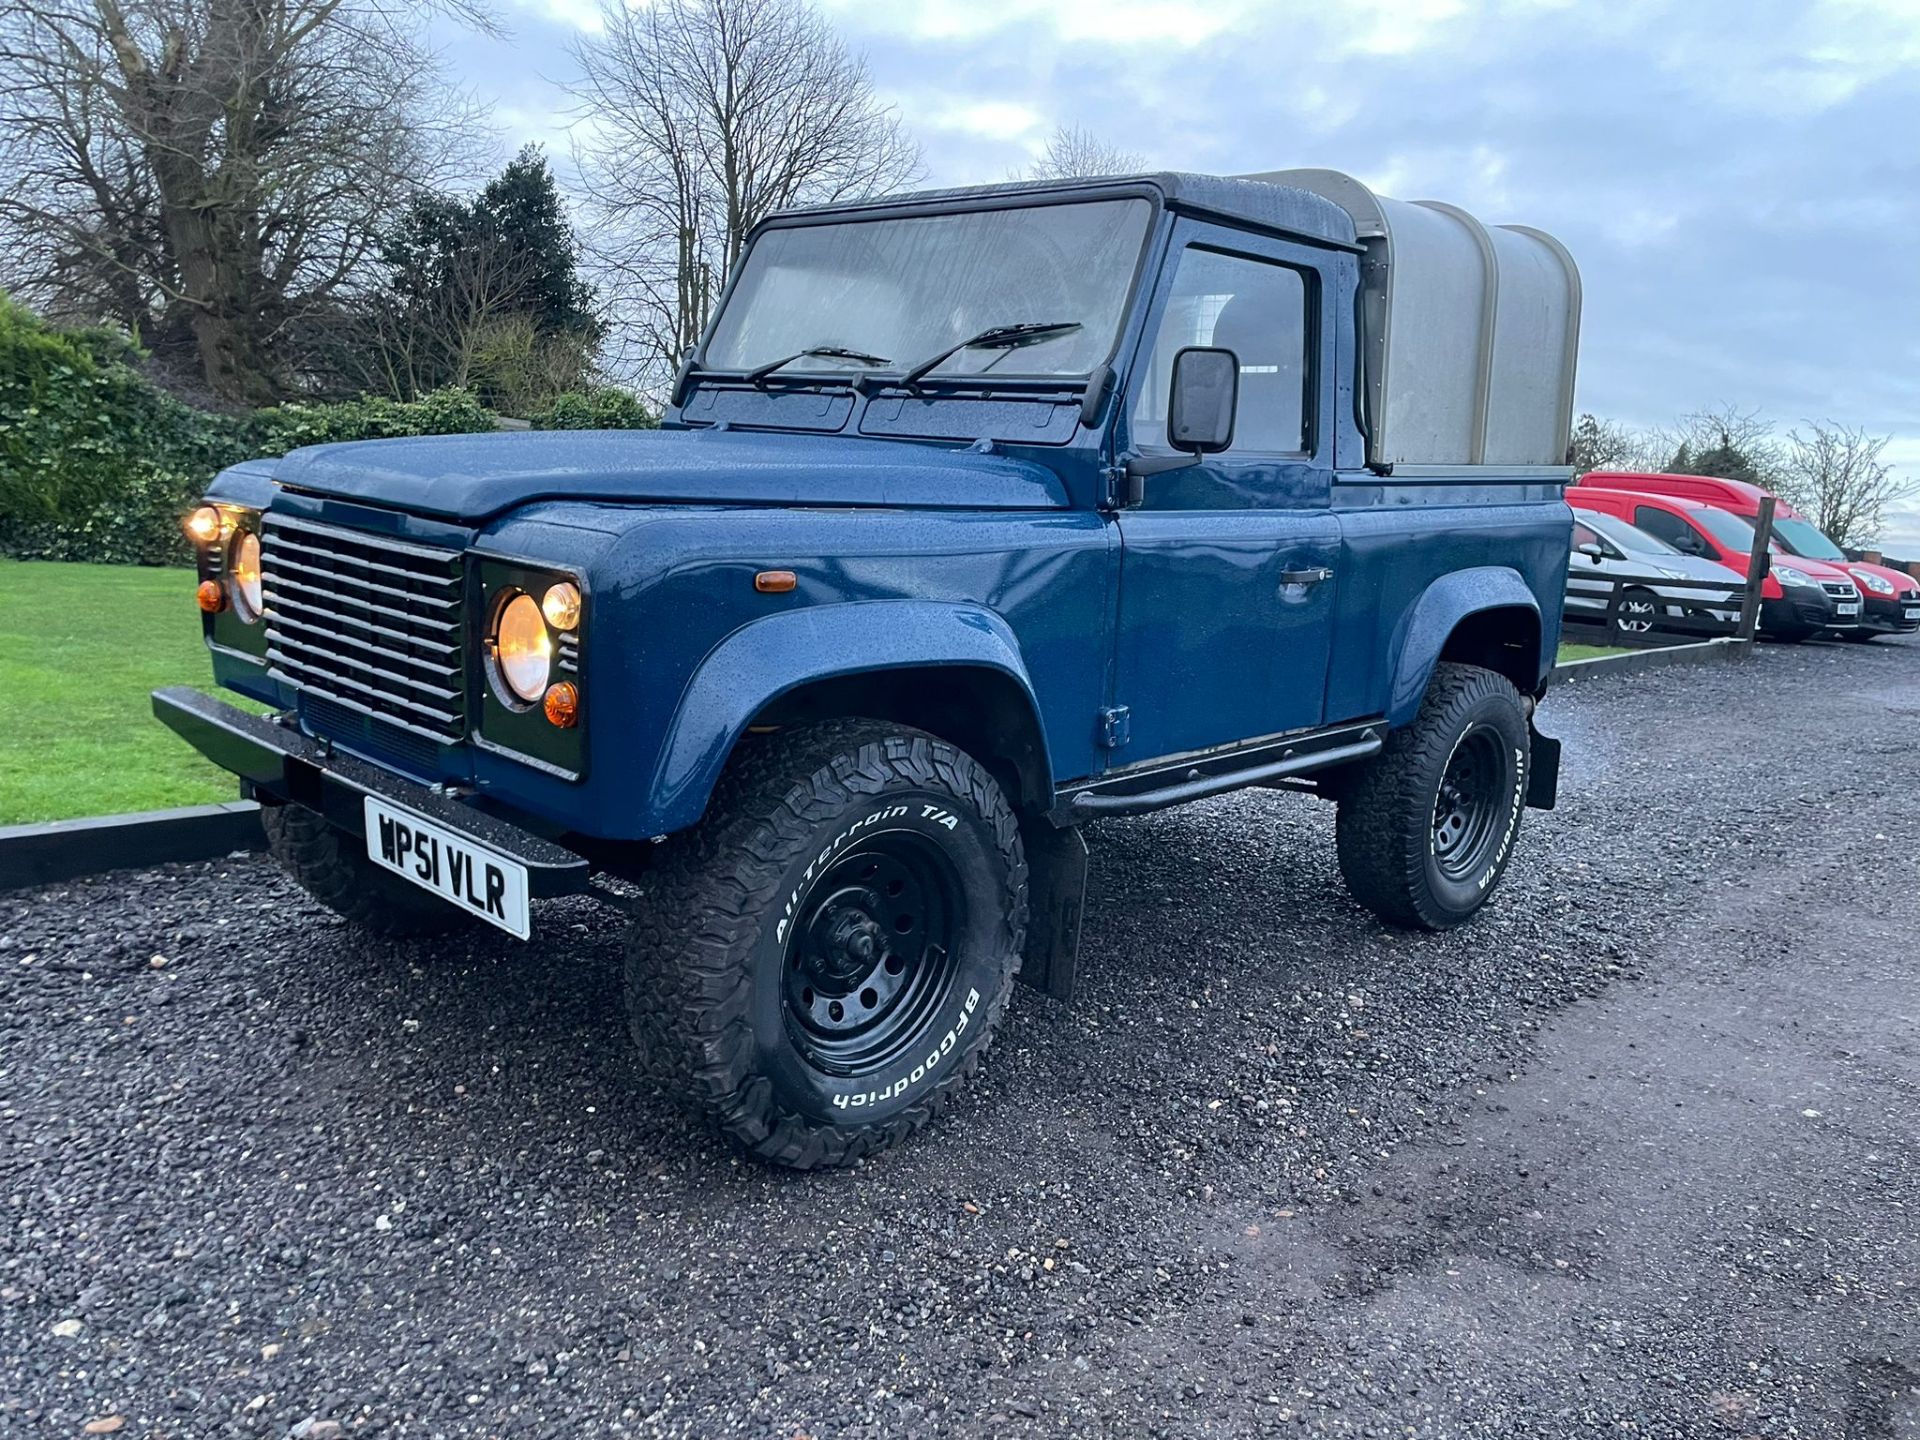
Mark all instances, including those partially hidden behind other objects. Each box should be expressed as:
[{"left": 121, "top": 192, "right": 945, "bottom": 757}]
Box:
[
  {"left": 494, "top": 591, "right": 551, "bottom": 702},
  {"left": 229, "top": 531, "right": 263, "bottom": 622}
]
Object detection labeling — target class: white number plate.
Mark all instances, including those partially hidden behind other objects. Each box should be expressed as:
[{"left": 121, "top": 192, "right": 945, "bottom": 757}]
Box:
[
  {"left": 1835, "top": 600, "right": 1860, "bottom": 617},
  {"left": 363, "top": 796, "right": 531, "bottom": 939},
  {"left": 1905, "top": 602, "right": 1920, "bottom": 620}
]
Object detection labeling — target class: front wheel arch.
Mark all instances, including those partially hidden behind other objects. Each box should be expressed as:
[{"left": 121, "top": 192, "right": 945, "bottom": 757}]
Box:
[
  {"left": 745, "top": 665, "right": 1053, "bottom": 816},
  {"left": 643, "top": 602, "right": 1053, "bottom": 834}
]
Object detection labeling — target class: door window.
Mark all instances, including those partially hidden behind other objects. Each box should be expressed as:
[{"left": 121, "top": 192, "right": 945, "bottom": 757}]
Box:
[
  {"left": 1132, "top": 247, "right": 1312, "bottom": 456},
  {"left": 1633, "top": 506, "right": 1702, "bottom": 554},
  {"left": 1572, "top": 522, "right": 1600, "bottom": 549}
]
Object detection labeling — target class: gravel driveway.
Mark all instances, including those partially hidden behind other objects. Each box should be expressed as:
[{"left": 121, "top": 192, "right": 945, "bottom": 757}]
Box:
[{"left": 5, "top": 639, "right": 1918, "bottom": 1439}]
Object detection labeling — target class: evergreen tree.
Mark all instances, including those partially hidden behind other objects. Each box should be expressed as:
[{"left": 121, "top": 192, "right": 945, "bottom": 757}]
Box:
[
  {"left": 471, "top": 148, "right": 600, "bottom": 341},
  {"left": 1677, "top": 429, "right": 1769, "bottom": 485},
  {"left": 360, "top": 146, "right": 601, "bottom": 408}
]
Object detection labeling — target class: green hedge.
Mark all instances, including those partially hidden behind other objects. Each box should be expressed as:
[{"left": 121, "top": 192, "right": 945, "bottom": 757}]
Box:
[
  {"left": 1, "top": 296, "right": 655, "bottom": 566},
  {"left": 529, "top": 386, "right": 657, "bottom": 431}
]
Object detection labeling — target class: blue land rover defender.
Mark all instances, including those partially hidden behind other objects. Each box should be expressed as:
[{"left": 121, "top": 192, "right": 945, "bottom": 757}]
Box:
[{"left": 158, "top": 169, "right": 1581, "bottom": 1169}]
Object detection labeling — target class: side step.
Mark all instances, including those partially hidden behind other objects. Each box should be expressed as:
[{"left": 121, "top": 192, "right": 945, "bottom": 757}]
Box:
[{"left": 1057, "top": 721, "right": 1385, "bottom": 822}]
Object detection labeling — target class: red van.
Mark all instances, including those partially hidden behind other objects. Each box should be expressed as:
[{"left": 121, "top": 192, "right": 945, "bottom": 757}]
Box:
[
  {"left": 1578, "top": 471, "right": 1920, "bottom": 641},
  {"left": 1573, "top": 485, "right": 1861, "bottom": 642}
]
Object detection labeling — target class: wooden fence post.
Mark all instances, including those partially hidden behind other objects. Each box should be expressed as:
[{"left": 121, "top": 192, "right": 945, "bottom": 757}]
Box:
[{"left": 1735, "top": 495, "right": 1776, "bottom": 645}]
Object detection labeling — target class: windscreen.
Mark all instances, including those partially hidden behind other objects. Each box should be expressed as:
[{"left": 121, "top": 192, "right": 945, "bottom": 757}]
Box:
[
  {"left": 1692, "top": 507, "right": 1760, "bottom": 553},
  {"left": 704, "top": 199, "right": 1153, "bottom": 379},
  {"left": 1770, "top": 517, "right": 1848, "bottom": 561}
]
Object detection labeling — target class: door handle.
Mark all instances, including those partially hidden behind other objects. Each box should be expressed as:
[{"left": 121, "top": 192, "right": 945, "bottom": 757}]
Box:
[{"left": 1279, "top": 567, "right": 1334, "bottom": 586}]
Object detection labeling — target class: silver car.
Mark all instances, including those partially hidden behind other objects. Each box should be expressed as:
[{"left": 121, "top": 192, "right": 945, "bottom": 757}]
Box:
[{"left": 1566, "top": 508, "right": 1743, "bottom": 637}]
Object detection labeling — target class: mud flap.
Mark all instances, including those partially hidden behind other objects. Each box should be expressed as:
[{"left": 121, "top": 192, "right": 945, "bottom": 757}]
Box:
[
  {"left": 1017, "top": 821, "right": 1087, "bottom": 1003},
  {"left": 1526, "top": 722, "right": 1561, "bottom": 810}
]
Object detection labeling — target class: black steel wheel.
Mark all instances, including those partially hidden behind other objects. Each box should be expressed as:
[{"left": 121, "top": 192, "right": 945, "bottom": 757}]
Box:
[
  {"left": 1429, "top": 727, "right": 1516, "bottom": 885},
  {"left": 1336, "top": 663, "right": 1531, "bottom": 930},
  {"left": 624, "top": 720, "right": 1027, "bottom": 1170},
  {"left": 781, "top": 833, "right": 965, "bottom": 1077}
]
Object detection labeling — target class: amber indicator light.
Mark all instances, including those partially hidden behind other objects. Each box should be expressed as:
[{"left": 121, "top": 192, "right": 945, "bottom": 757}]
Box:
[
  {"left": 754, "top": 570, "right": 797, "bottom": 593},
  {"left": 543, "top": 681, "right": 579, "bottom": 728},
  {"left": 195, "top": 579, "right": 226, "bottom": 613}
]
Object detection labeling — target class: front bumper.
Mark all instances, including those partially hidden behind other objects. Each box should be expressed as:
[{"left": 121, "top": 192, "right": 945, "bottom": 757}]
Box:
[
  {"left": 1859, "top": 592, "right": 1920, "bottom": 634},
  {"left": 1761, "top": 587, "right": 1850, "bottom": 634},
  {"left": 152, "top": 687, "right": 591, "bottom": 897}
]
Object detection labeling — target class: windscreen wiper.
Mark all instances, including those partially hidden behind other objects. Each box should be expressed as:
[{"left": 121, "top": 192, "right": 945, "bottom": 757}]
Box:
[
  {"left": 747, "top": 345, "right": 892, "bottom": 386},
  {"left": 900, "top": 321, "right": 1083, "bottom": 389}
]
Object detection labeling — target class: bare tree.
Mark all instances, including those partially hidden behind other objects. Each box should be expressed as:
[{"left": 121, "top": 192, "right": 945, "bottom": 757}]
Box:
[
  {"left": 0, "top": 0, "right": 490, "bottom": 403},
  {"left": 1568, "top": 412, "right": 1665, "bottom": 473},
  {"left": 1778, "top": 422, "right": 1915, "bottom": 548},
  {"left": 568, "top": 0, "right": 921, "bottom": 391},
  {"left": 1023, "top": 124, "right": 1143, "bottom": 181}
]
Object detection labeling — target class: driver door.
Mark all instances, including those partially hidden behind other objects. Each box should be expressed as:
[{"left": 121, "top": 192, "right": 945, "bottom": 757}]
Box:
[{"left": 1108, "top": 227, "right": 1341, "bottom": 764}]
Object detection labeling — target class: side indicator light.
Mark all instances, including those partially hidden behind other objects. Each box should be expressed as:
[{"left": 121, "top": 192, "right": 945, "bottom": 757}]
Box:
[
  {"left": 543, "top": 681, "right": 579, "bottom": 728},
  {"left": 755, "top": 570, "right": 797, "bottom": 593},
  {"left": 196, "top": 579, "right": 226, "bottom": 613}
]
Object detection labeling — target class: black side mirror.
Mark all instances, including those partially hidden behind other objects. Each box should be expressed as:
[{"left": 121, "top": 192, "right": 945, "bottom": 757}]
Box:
[
  {"left": 1123, "top": 347, "right": 1239, "bottom": 505},
  {"left": 1167, "top": 346, "right": 1238, "bottom": 454}
]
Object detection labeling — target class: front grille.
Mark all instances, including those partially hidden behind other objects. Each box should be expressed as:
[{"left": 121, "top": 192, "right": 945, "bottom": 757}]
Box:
[
  {"left": 299, "top": 693, "right": 445, "bottom": 775},
  {"left": 261, "top": 516, "right": 468, "bottom": 743},
  {"left": 1822, "top": 581, "right": 1858, "bottom": 600}
]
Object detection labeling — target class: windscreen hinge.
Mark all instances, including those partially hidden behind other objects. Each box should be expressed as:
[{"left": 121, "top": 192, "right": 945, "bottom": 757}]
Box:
[{"left": 1097, "top": 705, "right": 1131, "bottom": 750}]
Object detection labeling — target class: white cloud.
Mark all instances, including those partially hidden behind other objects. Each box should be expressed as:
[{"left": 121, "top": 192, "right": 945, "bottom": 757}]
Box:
[
  {"left": 821, "top": 0, "right": 1259, "bottom": 47},
  {"left": 1338, "top": 0, "right": 1470, "bottom": 57},
  {"left": 916, "top": 98, "right": 1047, "bottom": 142},
  {"left": 513, "top": 0, "right": 604, "bottom": 32}
]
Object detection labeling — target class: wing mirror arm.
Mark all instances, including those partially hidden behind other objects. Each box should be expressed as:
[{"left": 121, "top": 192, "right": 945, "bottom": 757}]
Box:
[{"left": 1122, "top": 346, "right": 1238, "bottom": 508}]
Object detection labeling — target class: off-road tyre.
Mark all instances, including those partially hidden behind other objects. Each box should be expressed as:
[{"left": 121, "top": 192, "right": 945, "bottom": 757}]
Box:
[
  {"left": 625, "top": 720, "right": 1028, "bottom": 1170},
  {"left": 1335, "top": 662, "right": 1530, "bottom": 931},
  {"left": 261, "top": 802, "right": 472, "bottom": 937}
]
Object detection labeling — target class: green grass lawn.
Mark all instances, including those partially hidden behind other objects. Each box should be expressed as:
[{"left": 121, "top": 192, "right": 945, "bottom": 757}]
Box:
[
  {"left": 1557, "top": 642, "right": 1629, "bottom": 662},
  {"left": 0, "top": 560, "right": 267, "bottom": 825}
]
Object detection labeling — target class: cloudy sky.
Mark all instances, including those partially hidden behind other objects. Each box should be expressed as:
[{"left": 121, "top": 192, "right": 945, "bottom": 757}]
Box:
[{"left": 440, "top": 0, "right": 1920, "bottom": 549}]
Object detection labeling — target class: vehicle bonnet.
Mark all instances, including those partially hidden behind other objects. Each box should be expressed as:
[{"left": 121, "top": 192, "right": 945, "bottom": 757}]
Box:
[{"left": 269, "top": 428, "right": 1072, "bottom": 523}]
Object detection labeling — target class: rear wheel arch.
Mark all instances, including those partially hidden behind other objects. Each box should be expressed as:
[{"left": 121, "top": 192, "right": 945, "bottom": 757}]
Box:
[
  {"left": 1389, "top": 569, "right": 1545, "bottom": 727},
  {"left": 1437, "top": 604, "right": 1543, "bottom": 696}
]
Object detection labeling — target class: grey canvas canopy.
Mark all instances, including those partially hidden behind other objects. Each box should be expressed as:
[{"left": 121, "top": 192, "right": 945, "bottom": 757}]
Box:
[{"left": 1240, "top": 169, "right": 1582, "bottom": 470}]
